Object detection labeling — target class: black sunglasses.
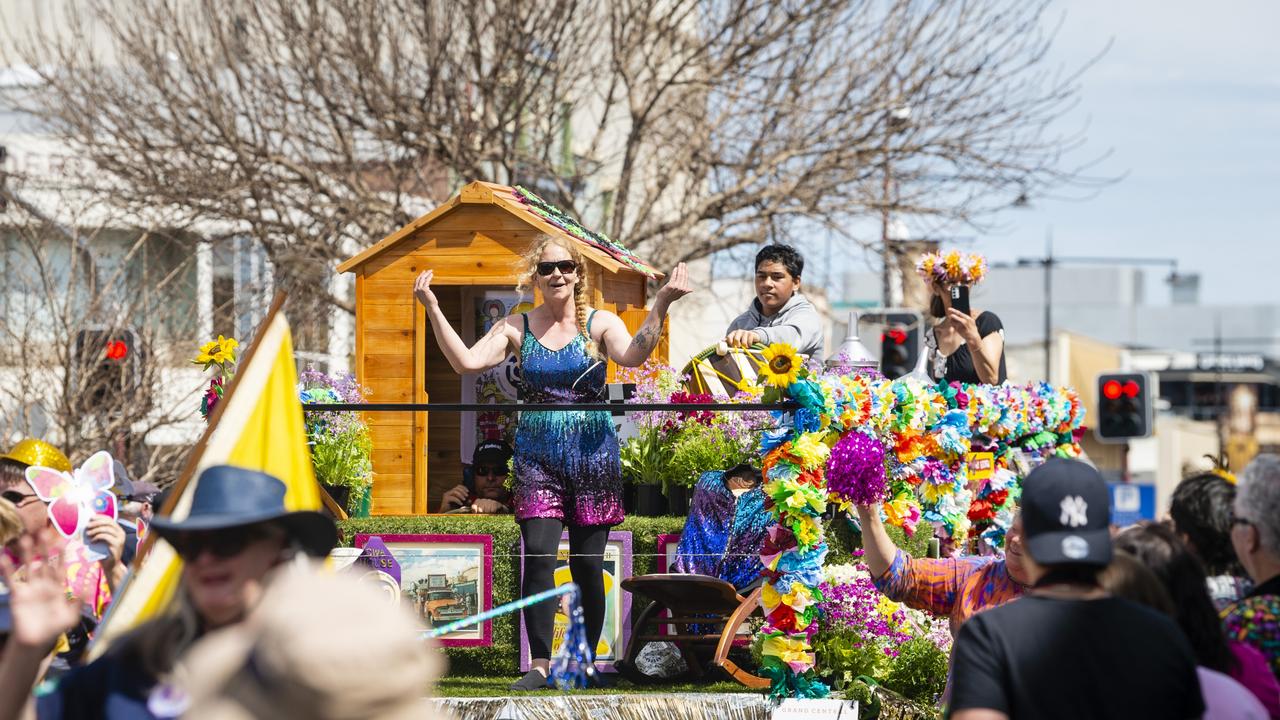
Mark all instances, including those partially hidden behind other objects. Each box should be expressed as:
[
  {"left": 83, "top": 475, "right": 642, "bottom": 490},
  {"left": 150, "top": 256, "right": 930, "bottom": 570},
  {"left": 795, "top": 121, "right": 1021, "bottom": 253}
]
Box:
[
  {"left": 473, "top": 465, "right": 505, "bottom": 477},
  {"left": 168, "top": 524, "right": 284, "bottom": 560},
  {"left": 1, "top": 489, "right": 38, "bottom": 506},
  {"left": 536, "top": 260, "right": 578, "bottom": 277}
]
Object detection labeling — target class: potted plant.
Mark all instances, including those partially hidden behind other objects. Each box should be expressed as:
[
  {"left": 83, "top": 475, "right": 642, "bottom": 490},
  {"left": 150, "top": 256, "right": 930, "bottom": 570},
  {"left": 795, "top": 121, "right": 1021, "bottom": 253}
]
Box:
[
  {"left": 298, "top": 368, "right": 374, "bottom": 516},
  {"left": 616, "top": 361, "right": 685, "bottom": 516},
  {"left": 620, "top": 427, "right": 669, "bottom": 517}
]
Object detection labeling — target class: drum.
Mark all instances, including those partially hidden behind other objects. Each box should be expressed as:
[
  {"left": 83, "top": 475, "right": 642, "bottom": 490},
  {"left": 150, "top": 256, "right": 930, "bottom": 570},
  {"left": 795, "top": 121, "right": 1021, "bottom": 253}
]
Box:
[{"left": 681, "top": 343, "right": 808, "bottom": 396}]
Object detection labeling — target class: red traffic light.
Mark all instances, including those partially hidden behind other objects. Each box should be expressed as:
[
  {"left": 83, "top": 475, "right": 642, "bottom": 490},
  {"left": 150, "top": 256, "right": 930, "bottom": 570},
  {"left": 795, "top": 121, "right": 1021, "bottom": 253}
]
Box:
[
  {"left": 1102, "top": 380, "right": 1122, "bottom": 400},
  {"left": 1122, "top": 380, "right": 1140, "bottom": 398},
  {"left": 104, "top": 340, "right": 129, "bottom": 361}
]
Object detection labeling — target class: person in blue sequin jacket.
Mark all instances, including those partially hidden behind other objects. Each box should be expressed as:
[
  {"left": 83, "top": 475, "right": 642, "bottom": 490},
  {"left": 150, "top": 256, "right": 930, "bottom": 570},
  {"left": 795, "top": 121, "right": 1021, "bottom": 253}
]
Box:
[{"left": 674, "top": 464, "right": 769, "bottom": 591}]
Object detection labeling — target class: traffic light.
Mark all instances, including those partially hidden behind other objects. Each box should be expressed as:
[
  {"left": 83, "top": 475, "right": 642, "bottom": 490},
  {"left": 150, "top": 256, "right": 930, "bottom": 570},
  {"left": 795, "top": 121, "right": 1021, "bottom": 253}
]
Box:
[
  {"left": 881, "top": 327, "right": 912, "bottom": 378},
  {"left": 1095, "top": 372, "right": 1153, "bottom": 441},
  {"left": 878, "top": 311, "right": 921, "bottom": 379},
  {"left": 73, "top": 328, "right": 144, "bottom": 410}
]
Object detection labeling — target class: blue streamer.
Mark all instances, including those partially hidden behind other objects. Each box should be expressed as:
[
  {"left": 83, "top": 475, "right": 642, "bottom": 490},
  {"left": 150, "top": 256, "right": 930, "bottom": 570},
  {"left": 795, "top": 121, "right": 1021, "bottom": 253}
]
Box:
[{"left": 421, "top": 582, "right": 593, "bottom": 690}]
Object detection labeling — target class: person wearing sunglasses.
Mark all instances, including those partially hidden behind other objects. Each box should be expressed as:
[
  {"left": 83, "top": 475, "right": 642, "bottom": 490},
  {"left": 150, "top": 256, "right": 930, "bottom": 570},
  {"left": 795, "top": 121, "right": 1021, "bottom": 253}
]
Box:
[
  {"left": 439, "top": 441, "right": 514, "bottom": 514},
  {"left": 0, "top": 439, "right": 123, "bottom": 641},
  {"left": 414, "top": 235, "right": 691, "bottom": 690},
  {"left": 0, "top": 464, "right": 338, "bottom": 720}
]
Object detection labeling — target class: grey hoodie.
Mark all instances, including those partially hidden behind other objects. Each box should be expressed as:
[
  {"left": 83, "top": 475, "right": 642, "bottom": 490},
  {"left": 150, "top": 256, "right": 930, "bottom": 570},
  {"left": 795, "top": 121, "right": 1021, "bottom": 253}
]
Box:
[{"left": 726, "top": 292, "right": 824, "bottom": 359}]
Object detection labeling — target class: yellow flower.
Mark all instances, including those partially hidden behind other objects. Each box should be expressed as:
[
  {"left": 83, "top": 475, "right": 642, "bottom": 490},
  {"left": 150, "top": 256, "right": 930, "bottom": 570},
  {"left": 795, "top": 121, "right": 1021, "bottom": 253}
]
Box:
[
  {"left": 944, "top": 250, "right": 962, "bottom": 277},
  {"left": 756, "top": 342, "right": 802, "bottom": 388},
  {"left": 884, "top": 495, "right": 916, "bottom": 526},
  {"left": 761, "top": 635, "right": 815, "bottom": 674},
  {"left": 877, "top": 595, "right": 901, "bottom": 618},
  {"left": 785, "top": 488, "right": 810, "bottom": 510},
  {"left": 211, "top": 350, "right": 230, "bottom": 365},
  {"left": 762, "top": 583, "right": 783, "bottom": 613},
  {"left": 794, "top": 514, "right": 822, "bottom": 547},
  {"left": 217, "top": 335, "right": 239, "bottom": 352},
  {"left": 782, "top": 584, "right": 815, "bottom": 614},
  {"left": 920, "top": 480, "right": 955, "bottom": 505},
  {"left": 791, "top": 432, "right": 830, "bottom": 471}
]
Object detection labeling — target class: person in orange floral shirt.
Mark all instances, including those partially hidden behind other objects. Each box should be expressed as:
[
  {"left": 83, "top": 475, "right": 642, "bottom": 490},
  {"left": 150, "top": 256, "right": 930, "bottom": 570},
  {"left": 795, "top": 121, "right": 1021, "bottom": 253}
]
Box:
[{"left": 854, "top": 502, "right": 1028, "bottom": 635}]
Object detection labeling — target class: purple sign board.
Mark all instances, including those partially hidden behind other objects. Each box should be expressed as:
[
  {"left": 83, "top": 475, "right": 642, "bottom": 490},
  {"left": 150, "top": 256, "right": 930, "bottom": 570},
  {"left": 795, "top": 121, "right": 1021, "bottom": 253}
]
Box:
[{"left": 354, "top": 536, "right": 401, "bottom": 586}]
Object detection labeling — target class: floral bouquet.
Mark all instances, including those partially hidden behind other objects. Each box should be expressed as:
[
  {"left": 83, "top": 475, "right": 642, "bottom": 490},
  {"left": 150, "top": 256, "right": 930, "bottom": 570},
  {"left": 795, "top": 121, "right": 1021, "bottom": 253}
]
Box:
[
  {"left": 616, "top": 360, "right": 770, "bottom": 490},
  {"left": 298, "top": 368, "right": 374, "bottom": 513},
  {"left": 193, "top": 335, "right": 239, "bottom": 420},
  {"left": 811, "top": 558, "right": 951, "bottom": 704}
]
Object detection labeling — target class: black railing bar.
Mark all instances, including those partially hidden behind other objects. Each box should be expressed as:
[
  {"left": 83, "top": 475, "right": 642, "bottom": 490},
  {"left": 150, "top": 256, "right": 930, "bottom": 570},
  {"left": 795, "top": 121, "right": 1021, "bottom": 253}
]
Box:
[{"left": 301, "top": 402, "right": 800, "bottom": 413}]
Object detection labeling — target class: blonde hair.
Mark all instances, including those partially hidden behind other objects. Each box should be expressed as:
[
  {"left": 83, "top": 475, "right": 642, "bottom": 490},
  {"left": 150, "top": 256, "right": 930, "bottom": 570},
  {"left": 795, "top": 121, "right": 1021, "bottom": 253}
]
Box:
[
  {"left": 111, "top": 581, "right": 204, "bottom": 678},
  {"left": 516, "top": 235, "right": 600, "bottom": 359},
  {"left": 0, "top": 497, "right": 22, "bottom": 546}
]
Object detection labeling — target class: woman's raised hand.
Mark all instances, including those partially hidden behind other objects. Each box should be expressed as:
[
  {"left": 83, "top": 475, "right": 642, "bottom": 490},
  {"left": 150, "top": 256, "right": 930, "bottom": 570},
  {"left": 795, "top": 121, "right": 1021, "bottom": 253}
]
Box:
[
  {"left": 655, "top": 262, "right": 693, "bottom": 306},
  {"left": 413, "top": 270, "right": 439, "bottom": 309}
]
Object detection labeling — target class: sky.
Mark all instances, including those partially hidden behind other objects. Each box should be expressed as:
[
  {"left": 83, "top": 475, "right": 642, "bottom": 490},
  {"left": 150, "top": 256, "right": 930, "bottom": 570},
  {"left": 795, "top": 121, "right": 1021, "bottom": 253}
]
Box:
[{"left": 972, "top": 0, "right": 1280, "bottom": 306}]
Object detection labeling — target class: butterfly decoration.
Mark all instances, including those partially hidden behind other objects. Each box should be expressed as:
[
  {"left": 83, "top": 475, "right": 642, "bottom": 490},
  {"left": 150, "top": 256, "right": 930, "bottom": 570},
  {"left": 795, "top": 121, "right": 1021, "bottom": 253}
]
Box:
[{"left": 26, "top": 451, "right": 118, "bottom": 561}]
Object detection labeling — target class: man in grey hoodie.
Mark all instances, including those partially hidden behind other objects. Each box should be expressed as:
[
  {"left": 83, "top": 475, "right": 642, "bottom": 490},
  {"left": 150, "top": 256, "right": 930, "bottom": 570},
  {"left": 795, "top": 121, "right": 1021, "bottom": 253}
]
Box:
[{"left": 724, "top": 244, "right": 825, "bottom": 359}]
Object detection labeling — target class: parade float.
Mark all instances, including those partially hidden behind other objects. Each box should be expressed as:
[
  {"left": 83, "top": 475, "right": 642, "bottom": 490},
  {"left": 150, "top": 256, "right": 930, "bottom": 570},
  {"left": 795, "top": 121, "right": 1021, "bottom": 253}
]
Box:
[{"left": 318, "top": 185, "right": 1086, "bottom": 717}]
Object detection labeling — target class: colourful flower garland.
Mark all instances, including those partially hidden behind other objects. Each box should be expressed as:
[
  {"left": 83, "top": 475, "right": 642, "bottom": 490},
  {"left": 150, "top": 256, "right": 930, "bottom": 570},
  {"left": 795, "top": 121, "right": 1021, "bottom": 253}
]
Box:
[
  {"left": 511, "top": 186, "right": 661, "bottom": 278},
  {"left": 752, "top": 343, "right": 1085, "bottom": 698}
]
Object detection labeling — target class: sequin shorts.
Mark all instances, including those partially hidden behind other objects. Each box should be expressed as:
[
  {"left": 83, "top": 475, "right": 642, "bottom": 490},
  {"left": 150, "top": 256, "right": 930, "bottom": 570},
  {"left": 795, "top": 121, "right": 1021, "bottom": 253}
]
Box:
[{"left": 512, "top": 410, "right": 624, "bottom": 526}]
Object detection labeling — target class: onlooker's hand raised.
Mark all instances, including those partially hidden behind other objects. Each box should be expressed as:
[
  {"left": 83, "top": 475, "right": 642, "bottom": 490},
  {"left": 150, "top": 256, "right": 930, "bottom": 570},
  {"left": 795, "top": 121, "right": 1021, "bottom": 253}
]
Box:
[{"left": 0, "top": 528, "right": 81, "bottom": 652}]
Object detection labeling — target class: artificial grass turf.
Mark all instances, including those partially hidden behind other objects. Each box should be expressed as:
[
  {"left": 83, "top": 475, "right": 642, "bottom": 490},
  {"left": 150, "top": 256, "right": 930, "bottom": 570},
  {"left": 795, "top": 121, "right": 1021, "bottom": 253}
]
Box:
[{"left": 435, "top": 675, "right": 757, "bottom": 697}]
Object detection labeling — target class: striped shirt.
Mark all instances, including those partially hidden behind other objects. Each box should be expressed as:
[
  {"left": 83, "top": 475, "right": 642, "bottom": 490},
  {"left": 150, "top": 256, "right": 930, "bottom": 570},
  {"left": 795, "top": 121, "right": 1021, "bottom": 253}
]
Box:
[{"left": 872, "top": 548, "right": 1024, "bottom": 635}]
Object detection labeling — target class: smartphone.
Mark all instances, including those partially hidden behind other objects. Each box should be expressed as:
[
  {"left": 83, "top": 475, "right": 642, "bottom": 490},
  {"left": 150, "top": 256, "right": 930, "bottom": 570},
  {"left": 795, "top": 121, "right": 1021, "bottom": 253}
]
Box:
[{"left": 950, "top": 285, "right": 970, "bottom": 315}]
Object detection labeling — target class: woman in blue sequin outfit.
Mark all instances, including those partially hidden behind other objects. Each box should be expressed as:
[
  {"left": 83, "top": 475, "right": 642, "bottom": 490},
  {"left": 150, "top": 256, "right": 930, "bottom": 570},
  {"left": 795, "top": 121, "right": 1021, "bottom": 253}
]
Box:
[{"left": 414, "top": 236, "right": 690, "bottom": 690}]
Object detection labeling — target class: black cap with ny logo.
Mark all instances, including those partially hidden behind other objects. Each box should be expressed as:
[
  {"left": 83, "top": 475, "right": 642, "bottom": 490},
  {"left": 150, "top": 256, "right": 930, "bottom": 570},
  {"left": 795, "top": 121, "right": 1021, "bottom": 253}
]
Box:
[{"left": 1021, "top": 458, "right": 1113, "bottom": 567}]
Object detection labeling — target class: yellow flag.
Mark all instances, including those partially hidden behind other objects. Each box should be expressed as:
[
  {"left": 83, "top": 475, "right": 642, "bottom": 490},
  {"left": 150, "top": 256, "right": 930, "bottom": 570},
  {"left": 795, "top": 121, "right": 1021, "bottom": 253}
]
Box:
[{"left": 92, "top": 307, "right": 320, "bottom": 654}]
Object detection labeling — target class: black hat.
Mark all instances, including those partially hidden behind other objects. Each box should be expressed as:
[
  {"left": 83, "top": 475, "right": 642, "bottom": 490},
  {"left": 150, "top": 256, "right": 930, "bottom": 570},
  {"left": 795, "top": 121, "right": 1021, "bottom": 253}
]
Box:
[
  {"left": 150, "top": 465, "right": 337, "bottom": 557},
  {"left": 1021, "top": 459, "right": 1112, "bottom": 567},
  {"left": 472, "top": 441, "right": 513, "bottom": 467}
]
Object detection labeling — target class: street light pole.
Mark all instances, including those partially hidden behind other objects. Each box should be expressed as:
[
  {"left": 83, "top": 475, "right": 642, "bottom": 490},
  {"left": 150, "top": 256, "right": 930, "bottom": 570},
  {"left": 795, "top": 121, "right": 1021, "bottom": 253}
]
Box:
[
  {"left": 881, "top": 136, "right": 893, "bottom": 307},
  {"left": 1043, "top": 227, "right": 1053, "bottom": 382},
  {"left": 880, "top": 105, "right": 911, "bottom": 308}
]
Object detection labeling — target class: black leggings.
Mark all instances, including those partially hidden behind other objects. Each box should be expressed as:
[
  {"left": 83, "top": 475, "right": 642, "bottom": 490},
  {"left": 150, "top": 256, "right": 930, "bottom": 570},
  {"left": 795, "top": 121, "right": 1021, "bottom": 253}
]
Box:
[{"left": 521, "top": 518, "right": 609, "bottom": 662}]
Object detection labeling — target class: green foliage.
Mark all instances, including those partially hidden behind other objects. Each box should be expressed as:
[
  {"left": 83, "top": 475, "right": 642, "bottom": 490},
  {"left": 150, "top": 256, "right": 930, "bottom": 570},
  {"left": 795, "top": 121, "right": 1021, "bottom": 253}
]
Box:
[
  {"left": 826, "top": 513, "right": 933, "bottom": 566},
  {"left": 813, "top": 628, "right": 895, "bottom": 688},
  {"left": 881, "top": 637, "right": 948, "bottom": 705},
  {"left": 619, "top": 427, "right": 667, "bottom": 486},
  {"left": 339, "top": 515, "right": 522, "bottom": 676},
  {"left": 338, "top": 514, "right": 686, "bottom": 676},
  {"left": 299, "top": 370, "right": 373, "bottom": 511},
  {"left": 309, "top": 427, "right": 373, "bottom": 493},
  {"left": 665, "top": 423, "right": 754, "bottom": 489}
]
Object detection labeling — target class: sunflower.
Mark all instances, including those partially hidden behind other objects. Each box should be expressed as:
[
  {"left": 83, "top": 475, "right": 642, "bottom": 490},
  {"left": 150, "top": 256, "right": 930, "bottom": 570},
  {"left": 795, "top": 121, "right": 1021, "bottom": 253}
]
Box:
[{"left": 757, "top": 342, "right": 802, "bottom": 388}]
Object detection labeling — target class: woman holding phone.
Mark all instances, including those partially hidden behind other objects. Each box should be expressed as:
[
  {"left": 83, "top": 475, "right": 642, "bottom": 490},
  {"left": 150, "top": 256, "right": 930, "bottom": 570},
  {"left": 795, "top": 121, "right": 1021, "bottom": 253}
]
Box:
[{"left": 917, "top": 251, "right": 1006, "bottom": 385}]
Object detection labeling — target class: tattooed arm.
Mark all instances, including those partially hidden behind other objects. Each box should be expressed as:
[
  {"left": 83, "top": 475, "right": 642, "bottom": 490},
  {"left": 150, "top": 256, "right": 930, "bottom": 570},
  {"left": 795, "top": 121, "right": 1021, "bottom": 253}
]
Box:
[{"left": 596, "top": 263, "right": 692, "bottom": 367}]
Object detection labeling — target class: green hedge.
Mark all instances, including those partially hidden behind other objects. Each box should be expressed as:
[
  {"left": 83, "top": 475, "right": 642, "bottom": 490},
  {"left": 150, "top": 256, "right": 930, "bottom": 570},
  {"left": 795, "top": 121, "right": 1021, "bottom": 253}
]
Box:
[
  {"left": 338, "top": 515, "right": 685, "bottom": 675},
  {"left": 338, "top": 513, "right": 925, "bottom": 676}
]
